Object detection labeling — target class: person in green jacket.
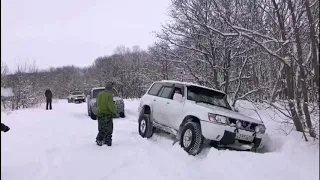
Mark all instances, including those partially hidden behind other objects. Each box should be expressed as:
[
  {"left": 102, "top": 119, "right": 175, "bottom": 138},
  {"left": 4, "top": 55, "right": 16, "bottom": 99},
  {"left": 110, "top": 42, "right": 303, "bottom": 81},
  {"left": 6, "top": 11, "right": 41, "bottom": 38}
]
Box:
[{"left": 96, "top": 81, "right": 117, "bottom": 146}]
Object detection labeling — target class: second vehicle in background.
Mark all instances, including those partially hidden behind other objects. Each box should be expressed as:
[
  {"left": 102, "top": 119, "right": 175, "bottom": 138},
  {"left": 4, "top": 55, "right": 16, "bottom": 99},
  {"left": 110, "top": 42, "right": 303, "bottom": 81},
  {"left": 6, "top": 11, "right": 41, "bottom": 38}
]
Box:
[
  {"left": 67, "top": 90, "right": 86, "bottom": 103},
  {"left": 87, "top": 87, "right": 125, "bottom": 120}
]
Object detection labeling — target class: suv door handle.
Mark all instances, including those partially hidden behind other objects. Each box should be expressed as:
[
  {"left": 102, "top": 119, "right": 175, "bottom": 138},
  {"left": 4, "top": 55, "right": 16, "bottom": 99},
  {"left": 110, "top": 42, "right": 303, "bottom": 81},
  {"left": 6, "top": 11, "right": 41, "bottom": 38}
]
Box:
[
  {"left": 166, "top": 102, "right": 170, "bottom": 104},
  {"left": 153, "top": 99, "right": 156, "bottom": 101}
]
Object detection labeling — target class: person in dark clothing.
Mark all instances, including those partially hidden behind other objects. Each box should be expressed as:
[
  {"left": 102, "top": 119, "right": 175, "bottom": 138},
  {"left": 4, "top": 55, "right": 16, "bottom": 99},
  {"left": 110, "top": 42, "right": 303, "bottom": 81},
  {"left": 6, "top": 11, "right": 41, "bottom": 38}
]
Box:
[
  {"left": 1, "top": 123, "right": 10, "bottom": 132},
  {"left": 96, "top": 82, "right": 117, "bottom": 146},
  {"left": 45, "top": 89, "right": 53, "bottom": 110}
]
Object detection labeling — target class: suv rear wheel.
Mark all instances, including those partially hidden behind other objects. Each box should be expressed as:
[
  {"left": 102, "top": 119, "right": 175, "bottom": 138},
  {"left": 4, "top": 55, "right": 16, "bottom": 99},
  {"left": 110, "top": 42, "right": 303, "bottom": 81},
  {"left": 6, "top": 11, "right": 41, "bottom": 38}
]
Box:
[
  {"left": 180, "top": 122, "right": 204, "bottom": 156},
  {"left": 138, "top": 114, "right": 153, "bottom": 138},
  {"left": 90, "top": 109, "right": 97, "bottom": 120}
]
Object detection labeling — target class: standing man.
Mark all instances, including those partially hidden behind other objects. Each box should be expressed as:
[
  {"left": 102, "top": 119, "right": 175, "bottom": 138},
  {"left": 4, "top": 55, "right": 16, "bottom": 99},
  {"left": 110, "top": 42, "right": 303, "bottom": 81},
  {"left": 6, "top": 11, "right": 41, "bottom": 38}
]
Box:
[
  {"left": 96, "top": 82, "right": 117, "bottom": 146},
  {"left": 45, "top": 89, "right": 53, "bottom": 110}
]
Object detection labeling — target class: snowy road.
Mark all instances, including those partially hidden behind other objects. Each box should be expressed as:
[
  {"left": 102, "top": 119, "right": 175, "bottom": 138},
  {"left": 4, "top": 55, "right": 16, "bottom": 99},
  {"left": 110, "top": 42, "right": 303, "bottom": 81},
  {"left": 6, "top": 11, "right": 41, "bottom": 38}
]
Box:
[{"left": 1, "top": 100, "right": 319, "bottom": 180}]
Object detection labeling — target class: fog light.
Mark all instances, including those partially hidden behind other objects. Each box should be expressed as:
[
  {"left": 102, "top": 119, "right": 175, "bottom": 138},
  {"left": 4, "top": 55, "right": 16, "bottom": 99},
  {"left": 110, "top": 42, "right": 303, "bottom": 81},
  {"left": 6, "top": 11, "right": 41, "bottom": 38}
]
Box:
[
  {"left": 255, "top": 126, "right": 260, "bottom": 133},
  {"left": 236, "top": 120, "right": 242, "bottom": 128},
  {"left": 259, "top": 125, "right": 266, "bottom": 133}
]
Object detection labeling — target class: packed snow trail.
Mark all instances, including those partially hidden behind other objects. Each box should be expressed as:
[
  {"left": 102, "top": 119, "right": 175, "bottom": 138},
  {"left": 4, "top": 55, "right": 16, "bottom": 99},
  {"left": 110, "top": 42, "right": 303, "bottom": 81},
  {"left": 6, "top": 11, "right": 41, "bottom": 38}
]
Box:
[{"left": 1, "top": 100, "right": 319, "bottom": 180}]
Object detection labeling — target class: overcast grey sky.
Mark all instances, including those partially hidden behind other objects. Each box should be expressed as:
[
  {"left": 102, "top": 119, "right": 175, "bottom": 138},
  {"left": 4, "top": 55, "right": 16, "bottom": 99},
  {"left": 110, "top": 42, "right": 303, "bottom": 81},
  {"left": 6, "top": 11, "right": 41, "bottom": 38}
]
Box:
[{"left": 1, "top": 0, "right": 171, "bottom": 71}]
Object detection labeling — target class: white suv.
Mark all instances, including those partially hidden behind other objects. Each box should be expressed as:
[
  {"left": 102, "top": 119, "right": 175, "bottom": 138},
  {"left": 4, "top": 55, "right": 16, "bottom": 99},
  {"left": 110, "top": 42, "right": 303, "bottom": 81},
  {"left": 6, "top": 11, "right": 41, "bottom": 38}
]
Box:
[
  {"left": 67, "top": 90, "right": 86, "bottom": 103},
  {"left": 138, "top": 80, "right": 267, "bottom": 155}
]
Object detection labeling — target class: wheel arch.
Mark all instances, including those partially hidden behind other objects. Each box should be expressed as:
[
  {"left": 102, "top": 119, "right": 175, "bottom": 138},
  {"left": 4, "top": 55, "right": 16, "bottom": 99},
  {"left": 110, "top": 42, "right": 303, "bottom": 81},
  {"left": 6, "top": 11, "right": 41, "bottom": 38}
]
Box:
[
  {"left": 139, "top": 104, "right": 151, "bottom": 115},
  {"left": 177, "top": 115, "right": 201, "bottom": 140}
]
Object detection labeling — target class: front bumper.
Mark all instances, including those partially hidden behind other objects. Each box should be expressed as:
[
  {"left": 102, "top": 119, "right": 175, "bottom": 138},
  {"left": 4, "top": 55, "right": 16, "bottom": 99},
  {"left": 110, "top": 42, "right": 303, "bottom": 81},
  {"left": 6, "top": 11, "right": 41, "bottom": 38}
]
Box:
[
  {"left": 73, "top": 97, "right": 85, "bottom": 101},
  {"left": 200, "top": 120, "right": 267, "bottom": 150},
  {"left": 73, "top": 98, "right": 85, "bottom": 101}
]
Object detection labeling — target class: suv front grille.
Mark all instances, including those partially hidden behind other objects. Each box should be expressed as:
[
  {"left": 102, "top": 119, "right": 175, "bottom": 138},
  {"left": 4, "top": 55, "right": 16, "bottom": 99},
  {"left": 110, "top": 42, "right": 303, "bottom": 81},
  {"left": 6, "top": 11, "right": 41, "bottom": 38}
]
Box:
[{"left": 228, "top": 118, "right": 258, "bottom": 132}]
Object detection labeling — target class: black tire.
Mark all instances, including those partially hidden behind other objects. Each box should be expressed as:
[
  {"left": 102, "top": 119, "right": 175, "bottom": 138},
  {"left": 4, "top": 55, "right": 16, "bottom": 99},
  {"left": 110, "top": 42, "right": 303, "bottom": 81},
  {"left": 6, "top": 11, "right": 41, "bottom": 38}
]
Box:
[
  {"left": 138, "top": 114, "right": 153, "bottom": 138},
  {"left": 251, "top": 148, "right": 258, "bottom": 153},
  {"left": 67, "top": 99, "right": 71, "bottom": 103},
  {"left": 90, "top": 109, "right": 97, "bottom": 120},
  {"left": 119, "top": 112, "right": 125, "bottom": 118},
  {"left": 180, "top": 122, "right": 204, "bottom": 156}
]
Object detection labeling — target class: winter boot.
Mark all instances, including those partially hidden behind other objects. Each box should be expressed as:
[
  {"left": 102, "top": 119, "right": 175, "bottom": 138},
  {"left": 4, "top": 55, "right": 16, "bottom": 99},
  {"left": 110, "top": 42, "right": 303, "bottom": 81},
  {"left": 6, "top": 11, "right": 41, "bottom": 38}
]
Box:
[
  {"left": 104, "top": 133, "right": 112, "bottom": 146},
  {"left": 104, "top": 136, "right": 111, "bottom": 146},
  {"left": 96, "top": 140, "right": 103, "bottom": 146},
  {"left": 104, "top": 138, "right": 112, "bottom": 146}
]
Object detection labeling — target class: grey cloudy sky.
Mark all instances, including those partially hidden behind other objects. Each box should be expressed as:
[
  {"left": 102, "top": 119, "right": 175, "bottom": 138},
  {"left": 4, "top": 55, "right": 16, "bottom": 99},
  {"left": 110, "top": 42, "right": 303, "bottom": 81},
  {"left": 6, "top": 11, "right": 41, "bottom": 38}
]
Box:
[{"left": 1, "top": 0, "right": 171, "bottom": 71}]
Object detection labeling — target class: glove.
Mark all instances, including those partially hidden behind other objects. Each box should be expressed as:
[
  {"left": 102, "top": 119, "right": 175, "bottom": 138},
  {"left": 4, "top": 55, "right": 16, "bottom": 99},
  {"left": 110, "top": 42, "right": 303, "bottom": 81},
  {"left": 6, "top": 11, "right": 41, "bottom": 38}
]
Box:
[{"left": 3, "top": 126, "right": 10, "bottom": 132}]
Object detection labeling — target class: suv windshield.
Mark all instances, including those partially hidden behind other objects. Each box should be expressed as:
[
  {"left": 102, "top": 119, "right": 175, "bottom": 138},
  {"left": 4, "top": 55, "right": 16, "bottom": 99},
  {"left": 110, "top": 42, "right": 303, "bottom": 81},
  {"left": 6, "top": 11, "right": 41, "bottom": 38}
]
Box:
[
  {"left": 71, "top": 91, "right": 82, "bottom": 95},
  {"left": 92, "top": 89, "right": 105, "bottom": 98},
  {"left": 187, "top": 86, "right": 231, "bottom": 110}
]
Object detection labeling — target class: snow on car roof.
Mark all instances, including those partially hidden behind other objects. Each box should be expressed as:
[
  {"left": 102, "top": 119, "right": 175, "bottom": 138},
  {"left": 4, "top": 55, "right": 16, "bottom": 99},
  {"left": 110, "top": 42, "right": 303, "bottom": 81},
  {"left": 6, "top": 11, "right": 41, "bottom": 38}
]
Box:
[
  {"left": 159, "top": 80, "right": 225, "bottom": 94},
  {"left": 92, "top": 87, "right": 105, "bottom": 90}
]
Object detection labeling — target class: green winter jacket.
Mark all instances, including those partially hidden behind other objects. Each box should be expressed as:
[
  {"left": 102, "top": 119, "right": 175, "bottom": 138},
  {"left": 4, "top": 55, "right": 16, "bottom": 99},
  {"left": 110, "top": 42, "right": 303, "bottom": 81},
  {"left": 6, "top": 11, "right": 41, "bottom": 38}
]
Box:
[{"left": 96, "top": 90, "right": 117, "bottom": 117}]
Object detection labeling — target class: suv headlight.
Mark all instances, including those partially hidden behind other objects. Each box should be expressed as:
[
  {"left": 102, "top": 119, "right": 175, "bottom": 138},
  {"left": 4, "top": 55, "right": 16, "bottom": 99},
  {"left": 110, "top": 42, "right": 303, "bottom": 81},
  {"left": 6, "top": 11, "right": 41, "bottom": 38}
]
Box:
[{"left": 208, "top": 113, "right": 227, "bottom": 124}]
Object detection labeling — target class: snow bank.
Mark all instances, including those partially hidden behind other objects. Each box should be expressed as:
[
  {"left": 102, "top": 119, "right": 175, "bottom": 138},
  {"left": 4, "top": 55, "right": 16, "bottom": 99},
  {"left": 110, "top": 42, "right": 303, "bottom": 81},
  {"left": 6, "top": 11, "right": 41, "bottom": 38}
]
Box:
[
  {"left": 235, "top": 100, "right": 319, "bottom": 150},
  {"left": 1, "top": 87, "right": 14, "bottom": 97}
]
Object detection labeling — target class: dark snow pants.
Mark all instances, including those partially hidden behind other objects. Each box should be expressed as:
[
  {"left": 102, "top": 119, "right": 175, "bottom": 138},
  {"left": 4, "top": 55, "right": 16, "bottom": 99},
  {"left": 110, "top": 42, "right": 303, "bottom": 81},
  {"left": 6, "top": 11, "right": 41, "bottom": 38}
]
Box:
[
  {"left": 96, "top": 115, "right": 113, "bottom": 142},
  {"left": 46, "top": 98, "right": 52, "bottom": 110}
]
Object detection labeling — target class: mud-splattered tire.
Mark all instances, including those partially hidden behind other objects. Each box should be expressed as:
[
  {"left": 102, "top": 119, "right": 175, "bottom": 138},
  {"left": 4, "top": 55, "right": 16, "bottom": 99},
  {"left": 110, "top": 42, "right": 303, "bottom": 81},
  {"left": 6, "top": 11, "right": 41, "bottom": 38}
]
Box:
[
  {"left": 138, "top": 114, "right": 153, "bottom": 138},
  {"left": 180, "top": 122, "right": 204, "bottom": 156}
]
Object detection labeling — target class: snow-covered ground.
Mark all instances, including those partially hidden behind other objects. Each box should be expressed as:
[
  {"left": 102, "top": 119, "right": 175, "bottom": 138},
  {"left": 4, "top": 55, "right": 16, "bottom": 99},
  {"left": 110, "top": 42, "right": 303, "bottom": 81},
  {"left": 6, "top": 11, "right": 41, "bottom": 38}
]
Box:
[{"left": 1, "top": 99, "right": 319, "bottom": 180}]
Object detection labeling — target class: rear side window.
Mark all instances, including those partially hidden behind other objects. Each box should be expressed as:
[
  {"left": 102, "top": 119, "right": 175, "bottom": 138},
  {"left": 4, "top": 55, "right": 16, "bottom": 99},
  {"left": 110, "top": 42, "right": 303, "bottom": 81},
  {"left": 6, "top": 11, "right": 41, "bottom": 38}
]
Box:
[
  {"left": 148, "top": 83, "right": 162, "bottom": 96},
  {"left": 159, "top": 87, "right": 174, "bottom": 99}
]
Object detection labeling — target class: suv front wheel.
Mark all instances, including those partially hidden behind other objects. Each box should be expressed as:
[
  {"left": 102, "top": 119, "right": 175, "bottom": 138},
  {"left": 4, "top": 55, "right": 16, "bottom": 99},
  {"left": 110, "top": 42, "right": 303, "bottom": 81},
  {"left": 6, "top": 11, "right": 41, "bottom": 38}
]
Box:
[
  {"left": 180, "top": 122, "right": 204, "bottom": 156},
  {"left": 138, "top": 114, "right": 153, "bottom": 138}
]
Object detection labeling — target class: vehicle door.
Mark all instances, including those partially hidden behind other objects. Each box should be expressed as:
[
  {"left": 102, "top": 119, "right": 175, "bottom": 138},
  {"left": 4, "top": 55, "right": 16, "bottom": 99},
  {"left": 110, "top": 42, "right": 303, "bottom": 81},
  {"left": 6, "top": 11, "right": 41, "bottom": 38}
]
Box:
[
  {"left": 153, "top": 84, "right": 175, "bottom": 126},
  {"left": 145, "top": 83, "right": 164, "bottom": 123},
  {"left": 86, "top": 92, "right": 91, "bottom": 110},
  {"left": 162, "top": 84, "right": 186, "bottom": 130}
]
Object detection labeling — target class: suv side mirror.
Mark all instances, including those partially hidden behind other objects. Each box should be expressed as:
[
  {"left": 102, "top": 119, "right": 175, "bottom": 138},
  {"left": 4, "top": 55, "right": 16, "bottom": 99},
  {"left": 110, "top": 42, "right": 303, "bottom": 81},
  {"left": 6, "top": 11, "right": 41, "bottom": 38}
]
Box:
[{"left": 173, "top": 93, "right": 183, "bottom": 102}]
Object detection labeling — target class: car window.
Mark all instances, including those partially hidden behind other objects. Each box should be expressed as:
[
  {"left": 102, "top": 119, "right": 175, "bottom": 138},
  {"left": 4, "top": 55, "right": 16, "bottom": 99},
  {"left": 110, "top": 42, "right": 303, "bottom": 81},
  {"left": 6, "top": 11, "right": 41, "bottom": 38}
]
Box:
[
  {"left": 71, "top": 92, "right": 82, "bottom": 95},
  {"left": 92, "top": 89, "right": 105, "bottom": 98},
  {"left": 159, "top": 86, "right": 173, "bottom": 99},
  {"left": 148, "top": 83, "right": 162, "bottom": 96},
  {"left": 170, "top": 86, "right": 184, "bottom": 99},
  {"left": 187, "top": 86, "right": 231, "bottom": 109}
]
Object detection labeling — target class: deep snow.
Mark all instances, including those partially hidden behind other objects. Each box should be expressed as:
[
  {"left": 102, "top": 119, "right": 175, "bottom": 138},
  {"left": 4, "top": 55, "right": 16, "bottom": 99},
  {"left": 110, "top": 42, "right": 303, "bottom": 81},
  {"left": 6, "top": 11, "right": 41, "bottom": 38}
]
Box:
[{"left": 1, "top": 99, "right": 319, "bottom": 180}]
